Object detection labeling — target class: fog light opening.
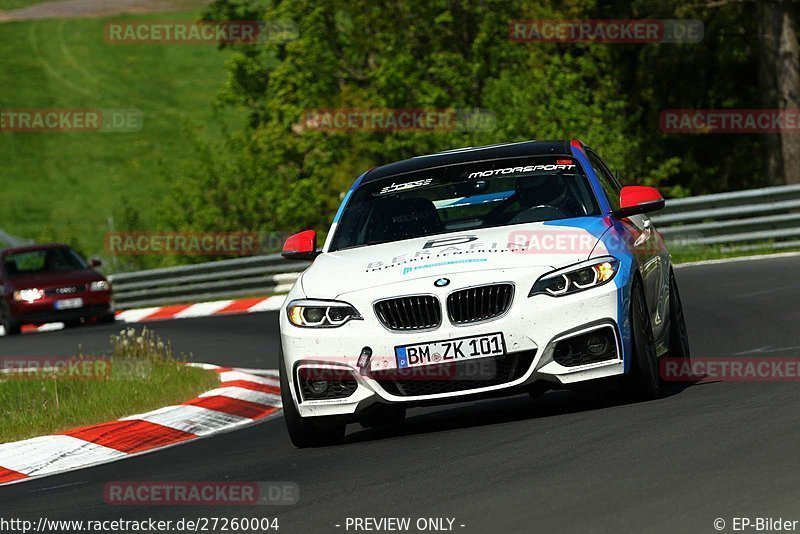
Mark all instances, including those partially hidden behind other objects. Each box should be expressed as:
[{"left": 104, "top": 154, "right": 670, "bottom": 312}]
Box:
[
  {"left": 298, "top": 367, "right": 359, "bottom": 401},
  {"left": 552, "top": 327, "right": 617, "bottom": 367},
  {"left": 586, "top": 335, "right": 609, "bottom": 356},
  {"left": 306, "top": 379, "right": 329, "bottom": 395}
]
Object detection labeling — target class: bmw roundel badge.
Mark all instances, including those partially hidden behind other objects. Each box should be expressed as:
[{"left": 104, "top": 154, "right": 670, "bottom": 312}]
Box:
[{"left": 434, "top": 278, "right": 450, "bottom": 287}]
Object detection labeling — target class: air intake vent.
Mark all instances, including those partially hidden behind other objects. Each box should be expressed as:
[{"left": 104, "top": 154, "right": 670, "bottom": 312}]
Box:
[
  {"left": 374, "top": 295, "right": 441, "bottom": 331},
  {"left": 372, "top": 350, "right": 536, "bottom": 397},
  {"left": 447, "top": 284, "right": 514, "bottom": 325}
]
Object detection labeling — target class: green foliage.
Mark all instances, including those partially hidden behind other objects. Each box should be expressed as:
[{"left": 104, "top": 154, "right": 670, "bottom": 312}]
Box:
[
  {"left": 0, "top": 11, "right": 240, "bottom": 259},
  {"left": 100, "top": 0, "right": 786, "bottom": 260},
  {"left": 2, "top": 0, "right": 777, "bottom": 266},
  {"left": 166, "top": 0, "right": 640, "bottom": 238}
]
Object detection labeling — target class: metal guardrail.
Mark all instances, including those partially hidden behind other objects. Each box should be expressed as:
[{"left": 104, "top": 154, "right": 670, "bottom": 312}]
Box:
[
  {"left": 109, "top": 255, "right": 306, "bottom": 309},
  {"left": 0, "top": 230, "right": 32, "bottom": 248},
  {"left": 652, "top": 183, "right": 800, "bottom": 250},
  {"left": 107, "top": 183, "right": 800, "bottom": 309}
]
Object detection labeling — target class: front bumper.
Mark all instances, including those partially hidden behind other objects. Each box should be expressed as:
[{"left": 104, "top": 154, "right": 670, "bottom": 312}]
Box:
[
  {"left": 280, "top": 271, "right": 627, "bottom": 418},
  {"left": 8, "top": 293, "right": 113, "bottom": 325}
]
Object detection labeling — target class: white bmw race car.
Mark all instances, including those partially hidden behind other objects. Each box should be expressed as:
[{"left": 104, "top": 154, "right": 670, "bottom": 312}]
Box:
[{"left": 278, "top": 139, "right": 691, "bottom": 447}]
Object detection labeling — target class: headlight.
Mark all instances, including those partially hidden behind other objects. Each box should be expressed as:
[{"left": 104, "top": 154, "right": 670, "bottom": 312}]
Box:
[
  {"left": 13, "top": 288, "right": 44, "bottom": 303},
  {"left": 286, "top": 299, "right": 362, "bottom": 328},
  {"left": 529, "top": 257, "right": 619, "bottom": 297},
  {"left": 89, "top": 281, "right": 110, "bottom": 292}
]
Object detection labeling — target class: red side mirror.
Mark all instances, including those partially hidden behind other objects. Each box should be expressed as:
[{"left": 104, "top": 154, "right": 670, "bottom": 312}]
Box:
[
  {"left": 89, "top": 258, "right": 103, "bottom": 268},
  {"left": 281, "top": 230, "right": 319, "bottom": 261},
  {"left": 617, "top": 186, "right": 665, "bottom": 218}
]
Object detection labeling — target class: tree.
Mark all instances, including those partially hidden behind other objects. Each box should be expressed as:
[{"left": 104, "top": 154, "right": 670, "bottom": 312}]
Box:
[
  {"left": 160, "top": 0, "right": 797, "bottom": 250},
  {"left": 758, "top": 0, "right": 799, "bottom": 184},
  {"left": 165, "top": 0, "right": 636, "bottom": 239}
]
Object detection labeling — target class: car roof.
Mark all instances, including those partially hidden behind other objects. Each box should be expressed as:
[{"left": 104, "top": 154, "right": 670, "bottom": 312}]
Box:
[
  {"left": 0, "top": 243, "right": 71, "bottom": 256},
  {"left": 360, "top": 140, "right": 575, "bottom": 184}
]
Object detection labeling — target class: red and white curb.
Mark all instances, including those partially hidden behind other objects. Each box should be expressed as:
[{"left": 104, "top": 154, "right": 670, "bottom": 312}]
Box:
[
  {"left": 1, "top": 295, "right": 288, "bottom": 336},
  {"left": 115, "top": 296, "right": 287, "bottom": 323},
  {"left": 0, "top": 364, "right": 281, "bottom": 486}
]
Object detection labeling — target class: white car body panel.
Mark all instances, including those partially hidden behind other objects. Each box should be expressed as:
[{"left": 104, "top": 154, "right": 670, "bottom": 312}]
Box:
[{"left": 281, "top": 222, "right": 628, "bottom": 418}]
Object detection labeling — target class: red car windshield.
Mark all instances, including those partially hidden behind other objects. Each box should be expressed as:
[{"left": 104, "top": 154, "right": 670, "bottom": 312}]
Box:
[{"left": 3, "top": 248, "right": 88, "bottom": 276}]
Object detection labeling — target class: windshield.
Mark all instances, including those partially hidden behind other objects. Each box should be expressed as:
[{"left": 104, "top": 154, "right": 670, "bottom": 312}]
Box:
[
  {"left": 329, "top": 156, "right": 599, "bottom": 251},
  {"left": 3, "top": 248, "right": 89, "bottom": 276}
]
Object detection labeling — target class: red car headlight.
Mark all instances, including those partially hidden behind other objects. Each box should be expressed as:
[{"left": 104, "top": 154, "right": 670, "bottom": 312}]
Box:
[{"left": 13, "top": 288, "right": 45, "bottom": 303}]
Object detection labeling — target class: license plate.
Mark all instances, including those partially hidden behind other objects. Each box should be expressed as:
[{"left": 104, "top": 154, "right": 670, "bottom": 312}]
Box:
[
  {"left": 395, "top": 332, "right": 506, "bottom": 369},
  {"left": 55, "top": 298, "right": 83, "bottom": 310}
]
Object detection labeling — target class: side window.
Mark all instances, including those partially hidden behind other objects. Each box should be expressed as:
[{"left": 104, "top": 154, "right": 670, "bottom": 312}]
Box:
[{"left": 587, "top": 151, "right": 621, "bottom": 211}]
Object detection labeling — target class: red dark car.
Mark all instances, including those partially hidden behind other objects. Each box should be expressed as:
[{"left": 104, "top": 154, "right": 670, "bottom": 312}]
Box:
[{"left": 0, "top": 244, "right": 114, "bottom": 335}]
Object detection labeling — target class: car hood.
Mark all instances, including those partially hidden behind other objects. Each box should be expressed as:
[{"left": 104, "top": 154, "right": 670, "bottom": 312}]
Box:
[
  {"left": 5, "top": 269, "right": 105, "bottom": 290},
  {"left": 301, "top": 217, "right": 613, "bottom": 299}
]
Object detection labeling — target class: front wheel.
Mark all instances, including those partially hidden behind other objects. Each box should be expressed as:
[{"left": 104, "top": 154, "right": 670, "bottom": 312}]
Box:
[
  {"left": 97, "top": 312, "right": 116, "bottom": 325},
  {"left": 625, "top": 278, "right": 662, "bottom": 400},
  {"left": 1, "top": 306, "right": 21, "bottom": 336},
  {"left": 668, "top": 268, "right": 691, "bottom": 361},
  {"left": 1, "top": 318, "right": 21, "bottom": 336},
  {"left": 279, "top": 348, "right": 346, "bottom": 448}
]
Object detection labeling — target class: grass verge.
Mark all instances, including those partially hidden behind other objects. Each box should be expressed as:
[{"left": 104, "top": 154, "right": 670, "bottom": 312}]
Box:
[
  {"left": 0, "top": 327, "right": 219, "bottom": 443},
  {"left": 0, "top": 10, "right": 240, "bottom": 256},
  {"left": 0, "top": 0, "right": 46, "bottom": 10},
  {"left": 670, "top": 245, "right": 800, "bottom": 264}
]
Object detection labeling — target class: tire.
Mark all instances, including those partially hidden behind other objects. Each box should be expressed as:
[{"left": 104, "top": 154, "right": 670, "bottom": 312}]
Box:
[
  {"left": 2, "top": 317, "right": 21, "bottom": 336},
  {"left": 98, "top": 312, "right": 117, "bottom": 325},
  {"left": 358, "top": 404, "right": 406, "bottom": 429},
  {"left": 668, "top": 268, "right": 691, "bottom": 361},
  {"left": 626, "top": 277, "right": 662, "bottom": 400},
  {"left": 279, "top": 347, "right": 346, "bottom": 448},
  {"left": 0, "top": 306, "right": 21, "bottom": 336}
]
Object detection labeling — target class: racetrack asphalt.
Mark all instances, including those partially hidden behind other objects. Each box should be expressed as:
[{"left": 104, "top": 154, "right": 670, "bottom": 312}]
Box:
[{"left": 2, "top": 255, "right": 800, "bottom": 534}]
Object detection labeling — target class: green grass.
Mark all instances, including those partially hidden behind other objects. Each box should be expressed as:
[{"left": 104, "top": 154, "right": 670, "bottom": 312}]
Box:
[
  {"left": 0, "top": 11, "right": 239, "bottom": 257},
  {"left": 0, "top": 328, "right": 219, "bottom": 443},
  {"left": 670, "top": 245, "right": 800, "bottom": 264},
  {"left": 0, "top": 0, "right": 47, "bottom": 10}
]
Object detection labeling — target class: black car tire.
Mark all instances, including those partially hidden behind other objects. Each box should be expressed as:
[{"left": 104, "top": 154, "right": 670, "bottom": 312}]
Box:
[
  {"left": 98, "top": 312, "right": 116, "bottom": 324},
  {"left": 1, "top": 305, "right": 21, "bottom": 336},
  {"left": 668, "top": 268, "right": 691, "bottom": 361},
  {"left": 2, "top": 317, "right": 21, "bottom": 336},
  {"left": 625, "top": 277, "right": 662, "bottom": 400}
]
